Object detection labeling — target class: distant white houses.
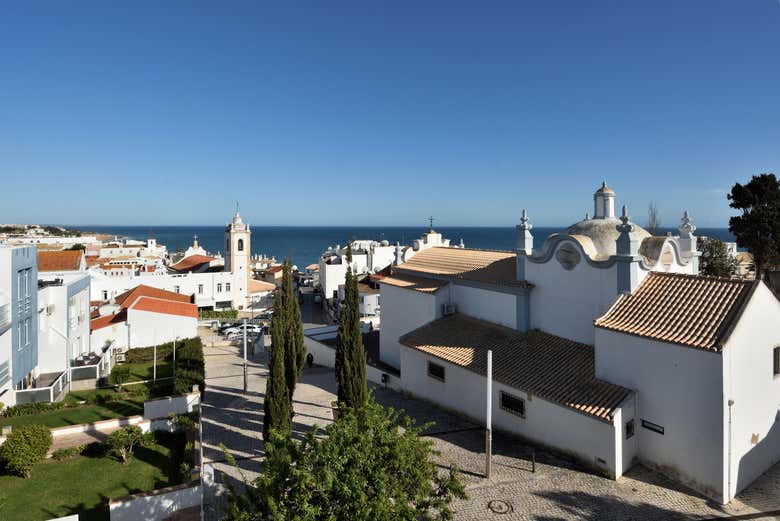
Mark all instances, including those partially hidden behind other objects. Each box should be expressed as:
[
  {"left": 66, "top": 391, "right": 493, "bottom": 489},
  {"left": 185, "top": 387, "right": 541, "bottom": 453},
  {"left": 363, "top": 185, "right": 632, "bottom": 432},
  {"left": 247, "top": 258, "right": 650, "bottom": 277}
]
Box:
[
  {"left": 88, "top": 211, "right": 259, "bottom": 311},
  {"left": 377, "top": 182, "right": 780, "bottom": 505},
  {"left": 318, "top": 230, "right": 464, "bottom": 306}
]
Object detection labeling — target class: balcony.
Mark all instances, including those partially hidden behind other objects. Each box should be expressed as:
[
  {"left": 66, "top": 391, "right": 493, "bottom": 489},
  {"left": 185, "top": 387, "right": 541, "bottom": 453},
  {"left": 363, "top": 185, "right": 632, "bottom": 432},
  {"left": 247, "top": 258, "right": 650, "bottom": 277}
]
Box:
[{"left": 0, "top": 292, "right": 10, "bottom": 334}]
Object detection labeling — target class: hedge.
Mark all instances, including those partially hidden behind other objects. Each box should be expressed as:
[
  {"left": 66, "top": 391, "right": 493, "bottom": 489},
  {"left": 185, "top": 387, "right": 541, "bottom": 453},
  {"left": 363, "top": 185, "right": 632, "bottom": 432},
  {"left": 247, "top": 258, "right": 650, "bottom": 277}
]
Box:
[
  {"left": 1, "top": 401, "right": 66, "bottom": 418},
  {"left": 173, "top": 338, "right": 204, "bottom": 395},
  {"left": 0, "top": 424, "right": 53, "bottom": 478},
  {"left": 199, "top": 309, "right": 238, "bottom": 320}
]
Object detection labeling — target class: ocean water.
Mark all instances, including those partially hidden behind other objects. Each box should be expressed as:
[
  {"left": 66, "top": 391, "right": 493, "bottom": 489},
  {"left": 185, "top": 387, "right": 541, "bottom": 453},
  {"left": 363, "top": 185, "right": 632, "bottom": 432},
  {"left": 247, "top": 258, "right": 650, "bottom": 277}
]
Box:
[{"left": 82, "top": 225, "right": 735, "bottom": 270}]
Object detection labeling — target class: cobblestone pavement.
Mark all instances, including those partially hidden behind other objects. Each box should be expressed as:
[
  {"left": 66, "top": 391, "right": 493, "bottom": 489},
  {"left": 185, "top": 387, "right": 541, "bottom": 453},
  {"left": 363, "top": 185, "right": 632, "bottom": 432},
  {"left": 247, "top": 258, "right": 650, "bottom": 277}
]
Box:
[{"left": 200, "top": 327, "right": 780, "bottom": 521}]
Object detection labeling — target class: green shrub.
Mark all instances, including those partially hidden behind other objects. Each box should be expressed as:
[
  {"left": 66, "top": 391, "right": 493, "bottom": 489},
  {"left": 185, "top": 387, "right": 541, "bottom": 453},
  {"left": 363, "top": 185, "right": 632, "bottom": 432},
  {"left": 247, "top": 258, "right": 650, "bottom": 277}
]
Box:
[
  {"left": 1, "top": 401, "right": 66, "bottom": 418},
  {"left": 199, "top": 309, "right": 238, "bottom": 320},
  {"left": 109, "top": 365, "right": 131, "bottom": 387},
  {"left": 174, "top": 369, "right": 204, "bottom": 395},
  {"left": 0, "top": 424, "right": 53, "bottom": 478},
  {"left": 107, "top": 425, "right": 144, "bottom": 464},
  {"left": 124, "top": 343, "right": 173, "bottom": 364},
  {"left": 80, "top": 441, "right": 109, "bottom": 458},
  {"left": 168, "top": 413, "right": 196, "bottom": 431},
  {"left": 173, "top": 338, "right": 204, "bottom": 395},
  {"left": 51, "top": 446, "right": 82, "bottom": 461}
]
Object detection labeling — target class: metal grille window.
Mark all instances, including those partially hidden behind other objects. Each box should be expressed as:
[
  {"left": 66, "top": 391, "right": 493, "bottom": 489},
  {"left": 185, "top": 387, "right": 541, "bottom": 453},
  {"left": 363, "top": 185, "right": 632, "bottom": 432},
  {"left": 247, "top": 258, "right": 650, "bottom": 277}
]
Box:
[
  {"left": 427, "top": 361, "right": 445, "bottom": 382},
  {"left": 217, "top": 283, "right": 222, "bottom": 293},
  {"left": 500, "top": 391, "right": 526, "bottom": 417},
  {"left": 774, "top": 346, "right": 780, "bottom": 376}
]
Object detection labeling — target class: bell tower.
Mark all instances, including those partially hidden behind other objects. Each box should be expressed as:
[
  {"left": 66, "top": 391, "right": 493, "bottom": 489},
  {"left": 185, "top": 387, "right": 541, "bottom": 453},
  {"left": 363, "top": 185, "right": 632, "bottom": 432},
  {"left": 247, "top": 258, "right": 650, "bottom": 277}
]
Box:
[{"left": 225, "top": 207, "right": 251, "bottom": 309}]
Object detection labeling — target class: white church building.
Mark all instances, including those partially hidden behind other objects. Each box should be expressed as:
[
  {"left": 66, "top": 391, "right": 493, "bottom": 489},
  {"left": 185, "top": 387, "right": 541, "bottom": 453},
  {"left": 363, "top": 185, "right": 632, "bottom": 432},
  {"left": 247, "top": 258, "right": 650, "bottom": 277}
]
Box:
[
  {"left": 377, "top": 183, "right": 780, "bottom": 504},
  {"left": 89, "top": 211, "right": 257, "bottom": 310}
]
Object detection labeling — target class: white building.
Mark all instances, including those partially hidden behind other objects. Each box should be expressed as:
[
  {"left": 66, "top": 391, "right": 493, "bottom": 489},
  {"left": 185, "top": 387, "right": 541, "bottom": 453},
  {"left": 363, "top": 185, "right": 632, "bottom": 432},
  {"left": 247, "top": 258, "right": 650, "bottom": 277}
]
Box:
[
  {"left": 91, "top": 285, "right": 198, "bottom": 350},
  {"left": 377, "top": 182, "right": 780, "bottom": 504},
  {"left": 319, "top": 230, "right": 461, "bottom": 304},
  {"left": 36, "top": 250, "right": 91, "bottom": 376},
  {"left": 89, "top": 211, "right": 255, "bottom": 310}
]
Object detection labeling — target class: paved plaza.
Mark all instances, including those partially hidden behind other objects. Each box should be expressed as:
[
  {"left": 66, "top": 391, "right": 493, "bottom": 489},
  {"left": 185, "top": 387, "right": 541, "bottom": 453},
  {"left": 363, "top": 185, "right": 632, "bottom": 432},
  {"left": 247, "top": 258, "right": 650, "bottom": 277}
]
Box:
[{"left": 199, "top": 327, "right": 780, "bottom": 521}]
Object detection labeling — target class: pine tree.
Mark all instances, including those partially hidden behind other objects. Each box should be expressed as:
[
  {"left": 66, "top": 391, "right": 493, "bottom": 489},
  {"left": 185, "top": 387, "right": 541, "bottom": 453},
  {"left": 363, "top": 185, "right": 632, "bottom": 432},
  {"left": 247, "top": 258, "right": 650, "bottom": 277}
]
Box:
[
  {"left": 264, "top": 283, "right": 292, "bottom": 440},
  {"left": 335, "top": 255, "right": 367, "bottom": 410}
]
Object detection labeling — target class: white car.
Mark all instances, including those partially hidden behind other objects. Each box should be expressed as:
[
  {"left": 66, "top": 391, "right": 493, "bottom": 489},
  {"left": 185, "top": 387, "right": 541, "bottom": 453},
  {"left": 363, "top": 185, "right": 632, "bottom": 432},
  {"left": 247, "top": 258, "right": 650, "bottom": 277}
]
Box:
[{"left": 223, "top": 325, "right": 262, "bottom": 336}]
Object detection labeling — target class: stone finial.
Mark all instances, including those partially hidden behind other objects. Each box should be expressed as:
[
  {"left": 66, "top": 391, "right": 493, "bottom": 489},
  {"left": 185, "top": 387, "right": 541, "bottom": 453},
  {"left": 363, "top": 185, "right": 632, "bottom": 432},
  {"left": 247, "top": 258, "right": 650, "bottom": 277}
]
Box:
[
  {"left": 617, "top": 205, "right": 634, "bottom": 234},
  {"left": 678, "top": 210, "right": 696, "bottom": 238},
  {"left": 459, "top": 238, "right": 465, "bottom": 248},
  {"left": 585, "top": 211, "right": 590, "bottom": 220},
  {"left": 394, "top": 242, "right": 403, "bottom": 266},
  {"left": 519, "top": 209, "right": 533, "bottom": 231}
]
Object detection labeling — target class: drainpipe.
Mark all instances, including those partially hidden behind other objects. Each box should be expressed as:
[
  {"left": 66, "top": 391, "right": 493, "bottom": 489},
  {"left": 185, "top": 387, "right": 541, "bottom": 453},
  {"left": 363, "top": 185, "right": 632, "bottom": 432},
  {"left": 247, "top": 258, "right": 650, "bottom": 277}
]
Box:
[{"left": 727, "top": 399, "right": 734, "bottom": 502}]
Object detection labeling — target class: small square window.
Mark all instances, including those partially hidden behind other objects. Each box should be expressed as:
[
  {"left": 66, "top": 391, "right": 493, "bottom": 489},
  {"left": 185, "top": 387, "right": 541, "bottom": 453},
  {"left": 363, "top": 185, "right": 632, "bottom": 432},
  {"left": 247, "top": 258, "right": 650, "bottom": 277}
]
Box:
[
  {"left": 427, "top": 361, "right": 445, "bottom": 382},
  {"left": 641, "top": 419, "right": 664, "bottom": 435},
  {"left": 500, "top": 391, "right": 525, "bottom": 417},
  {"left": 625, "top": 419, "right": 635, "bottom": 439}
]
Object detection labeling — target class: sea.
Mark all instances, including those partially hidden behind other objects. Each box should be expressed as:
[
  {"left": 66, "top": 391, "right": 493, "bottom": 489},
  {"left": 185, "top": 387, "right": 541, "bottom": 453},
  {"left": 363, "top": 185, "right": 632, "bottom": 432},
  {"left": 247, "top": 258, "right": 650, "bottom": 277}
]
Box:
[{"left": 81, "top": 225, "right": 735, "bottom": 270}]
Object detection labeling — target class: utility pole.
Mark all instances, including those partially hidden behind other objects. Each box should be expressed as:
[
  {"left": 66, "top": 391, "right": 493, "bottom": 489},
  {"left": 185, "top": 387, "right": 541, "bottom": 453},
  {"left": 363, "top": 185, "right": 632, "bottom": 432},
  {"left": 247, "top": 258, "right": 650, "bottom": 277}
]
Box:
[
  {"left": 153, "top": 343, "right": 157, "bottom": 381},
  {"left": 486, "top": 349, "right": 492, "bottom": 479},
  {"left": 173, "top": 336, "right": 177, "bottom": 379},
  {"left": 242, "top": 317, "right": 248, "bottom": 393}
]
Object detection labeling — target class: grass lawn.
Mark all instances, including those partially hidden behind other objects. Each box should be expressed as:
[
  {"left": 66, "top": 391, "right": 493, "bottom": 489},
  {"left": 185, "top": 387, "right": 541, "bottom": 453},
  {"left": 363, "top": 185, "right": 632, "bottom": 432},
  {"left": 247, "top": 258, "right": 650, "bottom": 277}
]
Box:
[
  {"left": 123, "top": 360, "right": 173, "bottom": 382},
  {"left": 0, "top": 383, "right": 173, "bottom": 429},
  {"left": 0, "top": 432, "right": 186, "bottom": 521}
]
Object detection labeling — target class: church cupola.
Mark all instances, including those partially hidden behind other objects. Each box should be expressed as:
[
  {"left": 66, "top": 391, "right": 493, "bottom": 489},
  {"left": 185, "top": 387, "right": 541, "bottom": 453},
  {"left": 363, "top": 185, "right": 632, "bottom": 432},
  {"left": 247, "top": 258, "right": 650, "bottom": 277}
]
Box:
[{"left": 593, "top": 181, "right": 616, "bottom": 219}]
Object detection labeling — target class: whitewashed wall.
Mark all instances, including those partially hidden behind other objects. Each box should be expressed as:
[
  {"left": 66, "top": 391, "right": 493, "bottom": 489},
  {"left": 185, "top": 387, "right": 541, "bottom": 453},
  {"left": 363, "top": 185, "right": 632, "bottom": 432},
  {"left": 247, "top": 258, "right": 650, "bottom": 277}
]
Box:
[
  {"left": 91, "top": 321, "right": 129, "bottom": 351},
  {"left": 451, "top": 284, "right": 516, "bottom": 329},
  {"left": 127, "top": 309, "right": 197, "bottom": 348},
  {"left": 143, "top": 392, "right": 200, "bottom": 419},
  {"left": 525, "top": 241, "right": 619, "bottom": 345},
  {"left": 594, "top": 328, "right": 724, "bottom": 499},
  {"left": 400, "top": 345, "right": 620, "bottom": 477},
  {"left": 722, "top": 282, "right": 780, "bottom": 502},
  {"left": 109, "top": 483, "right": 200, "bottom": 521},
  {"left": 378, "top": 283, "right": 443, "bottom": 370}
]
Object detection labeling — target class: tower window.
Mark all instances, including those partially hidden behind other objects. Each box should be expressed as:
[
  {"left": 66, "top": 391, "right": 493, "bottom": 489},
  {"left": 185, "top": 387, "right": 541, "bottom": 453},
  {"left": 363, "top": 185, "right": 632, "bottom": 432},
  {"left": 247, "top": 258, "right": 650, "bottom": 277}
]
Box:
[
  {"left": 773, "top": 346, "right": 780, "bottom": 376},
  {"left": 238, "top": 239, "right": 244, "bottom": 252}
]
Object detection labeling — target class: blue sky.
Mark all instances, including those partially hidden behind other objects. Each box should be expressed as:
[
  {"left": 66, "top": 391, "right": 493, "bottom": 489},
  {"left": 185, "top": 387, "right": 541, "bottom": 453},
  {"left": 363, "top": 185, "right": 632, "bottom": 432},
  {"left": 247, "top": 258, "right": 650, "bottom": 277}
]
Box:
[{"left": 1, "top": 1, "right": 778, "bottom": 228}]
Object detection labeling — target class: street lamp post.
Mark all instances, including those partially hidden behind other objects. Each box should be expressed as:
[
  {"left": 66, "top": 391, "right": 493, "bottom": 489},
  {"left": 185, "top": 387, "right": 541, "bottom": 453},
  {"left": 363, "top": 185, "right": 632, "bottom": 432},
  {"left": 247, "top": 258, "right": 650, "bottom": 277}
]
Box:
[{"left": 242, "top": 318, "right": 248, "bottom": 393}]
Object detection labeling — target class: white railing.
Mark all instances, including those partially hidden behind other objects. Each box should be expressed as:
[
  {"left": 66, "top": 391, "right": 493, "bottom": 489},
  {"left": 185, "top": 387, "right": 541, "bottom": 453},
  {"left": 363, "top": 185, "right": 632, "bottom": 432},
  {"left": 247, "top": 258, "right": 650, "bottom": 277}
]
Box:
[{"left": 0, "top": 301, "right": 10, "bottom": 328}]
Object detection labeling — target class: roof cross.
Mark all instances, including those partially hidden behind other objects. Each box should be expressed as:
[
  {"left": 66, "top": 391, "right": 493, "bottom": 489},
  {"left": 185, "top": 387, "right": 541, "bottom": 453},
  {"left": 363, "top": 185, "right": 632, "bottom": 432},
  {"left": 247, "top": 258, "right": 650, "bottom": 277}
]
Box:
[{"left": 428, "top": 216, "right": 435, "bottom": 231}]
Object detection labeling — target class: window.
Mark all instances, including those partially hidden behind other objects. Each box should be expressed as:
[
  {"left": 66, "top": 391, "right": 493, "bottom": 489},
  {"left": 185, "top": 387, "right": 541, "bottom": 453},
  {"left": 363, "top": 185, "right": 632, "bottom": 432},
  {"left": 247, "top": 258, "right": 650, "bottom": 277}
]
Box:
[
  {"left": 217, "top": 283, "right": 222, "bottom": 293},
  {"left": 774, "top": 346, "right": 780, "bottom": 377},
  {"left": 427, "top": 361, "right": 445, "bottom": 382},
  {"left": 174, "top": 286, "right": 180, "bottom": 294},
  {"left": 226, "top": 283, "right": 231, "bottom": 292},
  {"left": 198, "top": 284, "right": 204, "bottom": 295},
  {"left": 500, "top": 391, "right": 526, "bottom": 417},
  {"left": 17, "top": 322, "right": 22, "bottom": 350},
  {"left": 238, "top": 239, "right": 244, "bottom": 252},
  {"left": 226, "top": 239, "right": 230, "bottom": 253},
  {"left": 625, "top": 419, "right": 635, "bottom": 439},
  {"left": 641, "top": 419, "right": 664, "bottom": 435},
  {"left": 102, "top": 290, "right": 108, "bottom": 300}
]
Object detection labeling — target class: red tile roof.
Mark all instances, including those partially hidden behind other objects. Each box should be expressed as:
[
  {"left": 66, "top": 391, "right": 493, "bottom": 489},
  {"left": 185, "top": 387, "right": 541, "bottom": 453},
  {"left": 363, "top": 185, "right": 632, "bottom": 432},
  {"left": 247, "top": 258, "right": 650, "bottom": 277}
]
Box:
[
  {"left": 594, "top": 272, "right": 755, "bottom": 351},
  {"left": 401, "top": 314, "right": 631, "bottom": 422},
  {"left": 170, "top": 255, "right": 216, "bottom": 273},
  {"left": 90, "top": 310, "right": 127, "bottom": 331},
  {"left": 249, "top": 279, "right": 276, "bottom": 293},
  {"left": 129, "top": 296, "right": 198, "bottom": 318},
  {"left": 37, "top": 250, "right": 84, "bottom": 272},
  {"left": 115, "top": 284, "right": 191, "bottom": 309}
]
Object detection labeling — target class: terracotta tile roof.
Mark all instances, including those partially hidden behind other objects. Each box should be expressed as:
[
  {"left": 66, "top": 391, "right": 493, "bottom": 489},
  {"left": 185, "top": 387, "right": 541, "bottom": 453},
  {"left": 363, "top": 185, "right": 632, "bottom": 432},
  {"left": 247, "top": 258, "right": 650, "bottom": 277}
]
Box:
[
  {"left": 594, "top": 272, "right": 755, "bottom": 351},
  {"left": 115, "top": 284, "right": 191, "bottom": 309},
  {"left": 129, "top": 296, "right": 198, "bottom": 318},
  {"left": 249, "top": 279, "right": 276, "bottom": 293},
  {"left": 373, "top": 273, "right": 448, "bottom": 293},
  {"left": 268, "top": 265, "right": 284, "bottom": 273},
  {"left": 90, "top": 310, "right": 127, "bottom": 331},
  {"left": 305, "top": 263, "right": 319, "bottom": 271},
  {"left": 37, "top": 250, "right": 83, "bottom": 272},
  {"left": 395, "top": 247, "right": 530, "bottom": 289},
  {"left": 401, "top": 314, "right": 630, "bottom": 422},
  {"left": 170, "top": 254, "right": 216, "bottom": 272}
]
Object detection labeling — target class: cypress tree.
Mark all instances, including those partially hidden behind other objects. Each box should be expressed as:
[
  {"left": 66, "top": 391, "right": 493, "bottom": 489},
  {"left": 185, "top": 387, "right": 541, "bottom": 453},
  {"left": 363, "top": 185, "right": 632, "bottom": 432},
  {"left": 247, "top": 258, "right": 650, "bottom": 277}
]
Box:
[
  {"left": 281, "top": 260, "right": 306, "bottom": 401},
  {"left": 264, "top": 283, "right": 292, "bottom": 440},
  {"left": 335, "top": 251, "right": 367, "bottom": 410},
  {"left": 263, "top": 292, "right": 292, "bottom": 440}
]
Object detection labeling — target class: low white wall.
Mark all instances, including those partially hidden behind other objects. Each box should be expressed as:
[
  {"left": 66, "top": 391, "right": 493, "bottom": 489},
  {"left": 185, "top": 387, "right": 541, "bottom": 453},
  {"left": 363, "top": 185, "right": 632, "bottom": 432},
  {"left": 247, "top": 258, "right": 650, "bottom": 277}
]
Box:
[
  {"left": 303, "top": 336, "right": 402, "bottom": 391},
  {"left": 50, "top": 415, "right": 149, "bottom": 439},
  {"left": 143, "top": 392, "right": 200, "bottom": 420},
  {"left": 400, "top": 345, "right": 619, "bottom": 476},
  {"left": 109, "top": 483, "right": 200, "bottom": 521}
]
